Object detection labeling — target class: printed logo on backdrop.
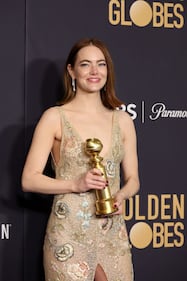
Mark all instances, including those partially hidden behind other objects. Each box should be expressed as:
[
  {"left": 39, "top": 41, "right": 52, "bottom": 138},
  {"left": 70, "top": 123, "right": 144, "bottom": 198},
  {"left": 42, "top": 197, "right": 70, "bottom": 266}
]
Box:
[
  {"left": 123, "top": 194, "right": 185, "bottom": 249},
  {"left": 0, "top": 223, "right": 11, "bottom": 240},
  {"left": 117, "top": 102, "right": 187, "bottom": 122},
  {"left": 149, "top": 102, "right": 187, "bottom": 120},
  {"left": 108, "top": 0, "right": 185, "bottom": 29}
]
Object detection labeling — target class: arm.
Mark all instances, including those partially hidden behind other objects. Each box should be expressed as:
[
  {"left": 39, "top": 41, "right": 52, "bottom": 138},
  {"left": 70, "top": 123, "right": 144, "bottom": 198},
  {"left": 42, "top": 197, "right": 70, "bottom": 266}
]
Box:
[
  {"left": 22, "top": 107, "right": 70, "bottom": 194},
  {"left": 22, "top": 107, "right": 106, "bottom": 194},
  {"left": 114, "top": 111, "right": 140, "bottom": 214}
]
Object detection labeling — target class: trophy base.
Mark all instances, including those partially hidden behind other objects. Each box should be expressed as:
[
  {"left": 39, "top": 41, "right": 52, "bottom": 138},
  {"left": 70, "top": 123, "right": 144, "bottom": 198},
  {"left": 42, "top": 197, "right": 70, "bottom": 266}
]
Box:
[{"left": 95, "top": 198, "right": 118, "bottom": 216}]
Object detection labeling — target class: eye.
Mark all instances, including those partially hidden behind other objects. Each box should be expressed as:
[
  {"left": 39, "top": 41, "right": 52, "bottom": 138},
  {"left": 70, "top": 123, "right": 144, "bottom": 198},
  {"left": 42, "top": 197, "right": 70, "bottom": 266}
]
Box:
[
  {"left": 98, "top": 61, "right": 107, "bottom": 67},
  {"left": 80, "top": 62, "right": 90, "bottom": 67}
]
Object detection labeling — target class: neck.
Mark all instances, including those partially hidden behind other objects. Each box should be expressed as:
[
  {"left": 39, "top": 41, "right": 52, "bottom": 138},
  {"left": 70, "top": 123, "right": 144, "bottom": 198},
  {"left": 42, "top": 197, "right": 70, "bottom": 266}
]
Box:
[{"left": 68, "top": 92, "right": 105, "bottom": 113}]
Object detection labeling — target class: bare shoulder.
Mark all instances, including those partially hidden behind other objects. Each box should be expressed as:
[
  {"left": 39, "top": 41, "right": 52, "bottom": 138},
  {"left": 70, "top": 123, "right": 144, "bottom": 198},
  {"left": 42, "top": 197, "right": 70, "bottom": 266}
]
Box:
[
  {"left": 116, "top": 110, "right": 136, "bottom": 139},
  {"left": 117, "top": 110, "right": 134, "bottom": 127},
  {"left": 40, "top": 106, "right": 60, "bottom": 123},
  {"left": 35, "top": 106, "right": 61, "bottom": 137}
]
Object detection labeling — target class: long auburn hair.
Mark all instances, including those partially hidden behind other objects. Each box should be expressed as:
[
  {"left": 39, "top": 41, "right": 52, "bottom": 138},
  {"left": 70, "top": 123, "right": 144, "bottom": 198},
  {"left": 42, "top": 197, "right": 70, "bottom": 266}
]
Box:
[{"left": 61, "top": 38, "right": 123, "bottom": 109}]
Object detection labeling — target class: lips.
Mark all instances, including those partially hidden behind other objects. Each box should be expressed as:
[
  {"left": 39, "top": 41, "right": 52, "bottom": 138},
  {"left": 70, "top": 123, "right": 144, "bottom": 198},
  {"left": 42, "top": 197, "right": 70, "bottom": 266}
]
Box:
[{"left": 87, "top": 78, "right": 100, "bottom": 82}]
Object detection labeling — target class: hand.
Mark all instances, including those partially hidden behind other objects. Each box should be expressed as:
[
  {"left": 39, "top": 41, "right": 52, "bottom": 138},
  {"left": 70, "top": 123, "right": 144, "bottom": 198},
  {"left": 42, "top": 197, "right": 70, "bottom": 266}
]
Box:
[
  {"left": 112, "top": 190, "right": 125, "bottom": 215},
  {"left": 74, "top": 168, "right": 107, "bottom": 193}
]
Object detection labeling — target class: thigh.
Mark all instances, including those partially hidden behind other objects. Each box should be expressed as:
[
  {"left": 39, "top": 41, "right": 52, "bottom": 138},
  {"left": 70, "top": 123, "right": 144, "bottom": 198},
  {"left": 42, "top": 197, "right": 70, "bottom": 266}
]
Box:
[{"left": 94, "top": 264, "right": 108, "bottom": 281}]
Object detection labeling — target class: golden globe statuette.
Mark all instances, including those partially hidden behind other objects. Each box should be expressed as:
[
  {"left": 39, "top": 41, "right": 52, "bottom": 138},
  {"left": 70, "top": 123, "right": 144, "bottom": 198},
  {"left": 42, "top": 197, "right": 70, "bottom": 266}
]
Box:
[{"left": 85, "top": 138, "right": 118, "bottom": 216}]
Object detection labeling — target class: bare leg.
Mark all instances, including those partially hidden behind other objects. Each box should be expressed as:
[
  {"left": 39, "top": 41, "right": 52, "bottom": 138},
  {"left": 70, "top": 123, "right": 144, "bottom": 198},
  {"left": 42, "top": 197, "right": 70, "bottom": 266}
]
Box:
[{"left": 94, "top": 264, "right": 108, "bottom": 281}]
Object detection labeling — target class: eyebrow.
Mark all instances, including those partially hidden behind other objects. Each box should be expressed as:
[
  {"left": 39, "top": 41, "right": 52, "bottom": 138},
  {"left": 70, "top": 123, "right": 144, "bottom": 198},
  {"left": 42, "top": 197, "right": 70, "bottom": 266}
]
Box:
[{"left": 79, "top": 59, "right": 106, "bottom": 63}]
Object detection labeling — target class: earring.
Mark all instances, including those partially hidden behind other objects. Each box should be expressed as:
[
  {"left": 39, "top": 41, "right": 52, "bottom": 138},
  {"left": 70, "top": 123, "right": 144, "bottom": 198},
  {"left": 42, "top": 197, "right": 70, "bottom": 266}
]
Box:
[{"left": 72, "top": 79, "right": 76, "bottom": 92}]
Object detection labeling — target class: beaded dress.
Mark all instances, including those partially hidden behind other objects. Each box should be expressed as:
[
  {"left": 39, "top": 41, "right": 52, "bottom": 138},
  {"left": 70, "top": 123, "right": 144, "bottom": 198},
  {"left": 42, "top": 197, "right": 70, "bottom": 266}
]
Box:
[{"left": 43, "top": 108, "right": 133, "bottom": 281}]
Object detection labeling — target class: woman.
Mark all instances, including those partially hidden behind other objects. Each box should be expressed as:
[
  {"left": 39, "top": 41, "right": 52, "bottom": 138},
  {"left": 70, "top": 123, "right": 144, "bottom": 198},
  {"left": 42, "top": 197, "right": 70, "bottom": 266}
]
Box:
[{"left": 22, "top": 38, "right": 140, "bottom": 281}]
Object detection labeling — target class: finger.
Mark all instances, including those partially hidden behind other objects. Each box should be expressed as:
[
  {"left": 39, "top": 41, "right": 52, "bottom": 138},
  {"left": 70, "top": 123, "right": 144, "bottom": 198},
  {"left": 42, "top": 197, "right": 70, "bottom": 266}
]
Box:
[
  {"left": 89, "top": 184, "right": 106, "bottom": 190},
  {"left": 92, "top": 175, "right": 106, "bottom": 183},
  {"left": 113, "top": 202, "right": 123, "bottom": 215},
  {"left": 114, "top": 202, "right": 120, "bottom": 208},
  {"left": 90, "top": 179, "right": 106, "bottom": 188},
  {"left": 86, "top": 177, "right": 106, "bottom": 189},
  {"left": 90, "top": 168, "right": 103, "bottom": 176},
  {"left": 87, "top": 171, "right": 106, "bottom": 184}
]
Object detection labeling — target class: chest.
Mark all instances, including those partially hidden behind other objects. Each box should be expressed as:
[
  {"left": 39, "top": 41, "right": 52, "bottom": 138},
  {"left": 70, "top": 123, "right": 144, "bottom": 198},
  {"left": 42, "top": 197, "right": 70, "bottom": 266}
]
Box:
[
  {"left": 62, "top": 112, "right": 115, "bottom": 156},
  {"left": 73, "top": 117, "right": 111, "bottom": 139}
]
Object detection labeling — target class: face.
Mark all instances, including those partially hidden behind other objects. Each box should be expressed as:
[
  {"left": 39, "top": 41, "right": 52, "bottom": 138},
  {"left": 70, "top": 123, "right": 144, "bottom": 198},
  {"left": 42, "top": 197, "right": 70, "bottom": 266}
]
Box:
[{"left": 68, "top": 45, "right": 107, "bottom": 94}]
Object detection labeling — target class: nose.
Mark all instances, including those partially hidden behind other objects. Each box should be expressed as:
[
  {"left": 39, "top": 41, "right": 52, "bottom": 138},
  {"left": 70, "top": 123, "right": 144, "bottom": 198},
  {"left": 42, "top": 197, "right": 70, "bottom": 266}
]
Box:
[{"left": 90, "top": 64, "right": 98, "bottom": 75}]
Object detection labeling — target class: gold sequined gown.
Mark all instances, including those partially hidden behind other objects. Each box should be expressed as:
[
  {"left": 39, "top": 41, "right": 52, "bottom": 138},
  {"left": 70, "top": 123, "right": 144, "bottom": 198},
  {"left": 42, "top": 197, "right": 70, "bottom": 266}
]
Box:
[{"left": 43, "top": 108, "right": 134, "bottom": 281}]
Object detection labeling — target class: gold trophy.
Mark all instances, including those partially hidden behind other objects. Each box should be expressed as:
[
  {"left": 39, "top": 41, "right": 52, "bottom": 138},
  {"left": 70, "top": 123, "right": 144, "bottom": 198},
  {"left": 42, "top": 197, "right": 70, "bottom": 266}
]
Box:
[{"left": 85, "top": 138, "right": 118, "bottom": 216}]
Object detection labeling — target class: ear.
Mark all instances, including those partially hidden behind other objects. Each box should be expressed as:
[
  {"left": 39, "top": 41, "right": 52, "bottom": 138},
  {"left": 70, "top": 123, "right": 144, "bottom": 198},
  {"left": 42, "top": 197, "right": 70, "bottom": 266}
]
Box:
[{"left": 67, "top": 64, "right": 75, "bottom": 79}]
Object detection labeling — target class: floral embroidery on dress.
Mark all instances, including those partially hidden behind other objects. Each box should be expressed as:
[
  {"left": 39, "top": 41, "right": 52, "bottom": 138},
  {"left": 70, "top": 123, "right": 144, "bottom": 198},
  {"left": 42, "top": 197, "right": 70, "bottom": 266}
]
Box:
[
  {"left": 76, "top": 199, "right": 92, "bottom": 229},
  {"left": 67, "top": 261, "right": 90, "bottom": 280},
  {"left": 99, "top": 217, "right": 113, "bottom": 235},
  {"left": 54, "top": 200, "right": 69, "bottom": 218},
  {"left": 105, "top": 159, "right": 116, "bottom": 177},
  {"left": 55, "top": 243, "right": 74, "bottom": 262}
]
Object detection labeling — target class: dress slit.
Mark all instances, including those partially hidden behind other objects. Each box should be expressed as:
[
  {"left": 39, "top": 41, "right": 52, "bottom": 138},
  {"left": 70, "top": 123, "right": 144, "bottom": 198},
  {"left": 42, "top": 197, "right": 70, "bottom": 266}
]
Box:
[{"left": 94, "top": 264, "right": 108, "bottom": 281}]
